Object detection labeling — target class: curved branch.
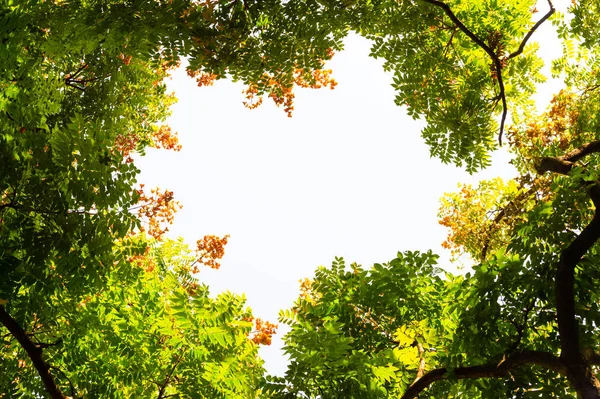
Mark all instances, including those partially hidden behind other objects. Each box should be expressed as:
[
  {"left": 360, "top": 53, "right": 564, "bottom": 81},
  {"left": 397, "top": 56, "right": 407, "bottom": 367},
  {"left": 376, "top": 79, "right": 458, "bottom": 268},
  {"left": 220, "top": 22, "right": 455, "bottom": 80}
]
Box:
[
  {"left": 506, "top": 1, "right": 555, "bottom": 61},
  {"left": 421, "top": 0, "right": 555, "bottom": 146},
  {"left": 534, "top": 140, "right": 600, "bottom": 396},
  {"left": 553, "top": 183, "right": 600, "bottom": 397},
  {"left": 420, "top": 0, "right": 496, "bottom": 58},
  {"left": 0, "top": 306, "right": 66, "bottom": 399},
  {"left": 401, "top": 350, "right": 565, "bottom": 399},
  {"left": 562, "top": 141, "right": 600, "bottom": 164},
  {"left": 420, "top": 0, "right": 508, "bottom": 145},
  {"left": 536, "top": 141, "right": 600, "bottom": 175},
  {"left": 555, "top": 184, "right": 600, "bottom": 362}
]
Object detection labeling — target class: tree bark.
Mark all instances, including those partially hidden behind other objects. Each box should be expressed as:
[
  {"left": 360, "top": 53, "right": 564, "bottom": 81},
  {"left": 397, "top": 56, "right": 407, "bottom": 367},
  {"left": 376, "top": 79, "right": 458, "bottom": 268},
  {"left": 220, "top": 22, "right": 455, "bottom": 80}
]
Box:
[
  {"left": 0, "top": 306, "right": 66, "bottom": 399},
  {"left": 554, "top": 185, "right": 600, "bottom": 398},
  {"left": 402, "top": 350, "right": 565, "bottom": 399},
  {"left": 536, "top": 150, "right": 600, "bottom": 398}
]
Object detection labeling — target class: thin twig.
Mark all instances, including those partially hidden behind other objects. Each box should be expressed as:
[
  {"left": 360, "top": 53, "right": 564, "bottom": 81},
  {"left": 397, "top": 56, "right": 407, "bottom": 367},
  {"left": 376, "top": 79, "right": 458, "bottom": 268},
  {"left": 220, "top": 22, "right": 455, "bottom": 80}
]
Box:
[
  {"left": 157, "top": 354, "right": 184, "bottom": 399},
  {"left": 50, "top": 366, "right": 80, "bottom": 399}
]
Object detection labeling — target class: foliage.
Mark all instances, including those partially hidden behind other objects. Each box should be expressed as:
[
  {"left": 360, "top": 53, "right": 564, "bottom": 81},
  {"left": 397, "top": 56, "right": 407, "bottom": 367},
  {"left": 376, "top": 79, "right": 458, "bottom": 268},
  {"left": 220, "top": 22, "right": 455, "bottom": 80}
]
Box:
[
  {"left": 1, "top": 236, "right": 268, "bottom": 398},
  {"left": 4, "top": 0, "right": 600, "bottom": 398},
  {"left": 261, "top": 1, "right": 600, "bottom": 399},
  {"left": 264, "top": 253, "right": 452, "bottom": 398}
]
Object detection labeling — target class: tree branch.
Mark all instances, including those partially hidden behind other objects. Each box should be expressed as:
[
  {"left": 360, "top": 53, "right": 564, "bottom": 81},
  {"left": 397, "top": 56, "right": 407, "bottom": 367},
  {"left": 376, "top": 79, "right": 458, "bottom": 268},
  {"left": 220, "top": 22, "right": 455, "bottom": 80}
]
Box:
[
  {"left": 420, "top": 0, "right": 508, "bottom": 145},
  {"left": 421, "top": 0, "right": 555, "bottom": 146},
  {"left": 35, "top": 338, "right": 63, "bottom": 349},
  {"left": 65, "top": 80, "right": 86, "bottom": 92},
  {"left": 0, "top": 306, "right": 66, "bottom": 399},
  {"left": 536, "top": 141, "right": 600, "bottom": 175},
  {"left": 420, "top": 0, "right": 496, "bottom": 58},
  {"left": 555, "top": 183, "right": 600, "bottom": 363},
  {"left": 413, "top": 342, "right": 426, "bottom": 383},
  {"left": 534, "top": 142, "right": 600, "bottom": 396},
  {"left": 401, "top": 350, "right": 565, "bottom": 399},
  {"left": 65, "top": 63, "right": 88, "bottom": 80},
  {"left": 50, "top": 365, "right": 80, "bottom": 399},
  {"left": 157, "top": 353, "right": 183, "bottom": 399},
  {"left": 506, "top": 1, "right": 555, "bottom": 61},
  {"left": 562, "top": 141, "right": 600, "bottom": 164}
]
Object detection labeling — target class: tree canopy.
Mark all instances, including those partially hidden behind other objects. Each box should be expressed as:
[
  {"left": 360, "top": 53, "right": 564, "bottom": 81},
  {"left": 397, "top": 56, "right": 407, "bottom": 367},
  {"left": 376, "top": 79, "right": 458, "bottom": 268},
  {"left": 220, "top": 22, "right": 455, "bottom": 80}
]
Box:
[{"left": 3, "top": 0, "right": 600, "bottom": 398}]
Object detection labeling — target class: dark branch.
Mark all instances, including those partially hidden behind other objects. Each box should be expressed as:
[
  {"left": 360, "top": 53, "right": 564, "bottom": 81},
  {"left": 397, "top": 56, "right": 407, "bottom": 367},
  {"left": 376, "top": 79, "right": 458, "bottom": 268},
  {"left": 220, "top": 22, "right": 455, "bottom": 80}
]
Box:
[
  {"left": 35, "top": 338, "right": 63, "bottom": 349},
  {"left": 536, "top": 141, "right": 600, "bottom": 175},
  {"left": 65, "top": 80, "right": 86, "bottom": 92},
  {"left": 420, "top": 0, "right": 496, "bottom": 58},
  {"left": 421, "top": 0, "right": 555, "bottom": 146},
  {"left": 0, "top": 202, "right": 18, "bottom": 211},
  {"left": 401, "top": 350, "right": 565, "bottom": 399},
  {"left": 536, "top": 143, "right": 600, "bottom": 396},
  {"left": 551, "top": 182, "right": 600, "bottom": 397},
  {"left": 420, "top": 0, "right": 508, "bottom": 145},
  {"left": 66, "top": 63, "right": 88, "bottom": 80},
  {"left": 0, "top": 306, "right": 66, "bottom": 399},
  {"left": 50, "top": 365, "right": 80, "bottom": 399},
  {"left": 157, "top": 354, "right": 183, "bottom": 399},
  {"left": 507, "top": 1, "right": 555, "bottom": 61},
  {"left": 562, "top": 141, "right": 600, "bottom": 164},
  {"left": 555, "top": 184, "right": 600, "bottom": 364},
  {"left": 505, "top": 299, "right": 536, "bottom": 355}
]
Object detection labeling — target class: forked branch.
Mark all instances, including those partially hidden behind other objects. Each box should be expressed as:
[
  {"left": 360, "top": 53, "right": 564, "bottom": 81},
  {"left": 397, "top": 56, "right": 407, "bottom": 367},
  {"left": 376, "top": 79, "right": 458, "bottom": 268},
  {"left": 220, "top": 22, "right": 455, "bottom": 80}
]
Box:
[{"left": 420, "top": 0, "right": 554, "bottom": 146}]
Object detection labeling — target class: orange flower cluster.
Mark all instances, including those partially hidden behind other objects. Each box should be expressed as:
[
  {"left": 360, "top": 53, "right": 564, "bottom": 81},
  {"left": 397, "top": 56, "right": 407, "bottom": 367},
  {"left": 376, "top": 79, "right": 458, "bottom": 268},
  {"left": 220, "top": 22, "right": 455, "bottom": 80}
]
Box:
[
  {"left": 294, "top": 68, "right": 337, "bottom": 90},
  {"left": 509, "top": 90, "right": 580, "bottom": 156},
  {"left": 114, "top": 133, "right": 139, "bottom": 163},
  {"left": 114, "top": 125, "right": 181, "bottom": 163},
  {"left": 242, "top": 85, "right": 263, "bottom": 110},
  {"left": 439, "top": 184, "right": 481, "bottom": 259},
  {"left": 127, "top": 245, "right": 156, "bottom": 272},
  {"left": 249, "top": 317, "right": 278, "bottom": 346},
  {"left": 118, "top": 53, "right": 132, "bottom": 66},
  {"left": 194, "top": 234, "right": 230, "bottom": 271},
  {"left": 187, "top": 69, "right": 219, "bottom": 87},
  {"left": 184, "top": 280, "right": 201, "bottom": 297},
  {"left": 135, "top": 186, "right": 182, "bottom": 240},
  {"left": 151, "top": 125, "right": 182, "bottom": 151},
  {"left": 242, "top": 66, "right": 337, "bottom": 117}
]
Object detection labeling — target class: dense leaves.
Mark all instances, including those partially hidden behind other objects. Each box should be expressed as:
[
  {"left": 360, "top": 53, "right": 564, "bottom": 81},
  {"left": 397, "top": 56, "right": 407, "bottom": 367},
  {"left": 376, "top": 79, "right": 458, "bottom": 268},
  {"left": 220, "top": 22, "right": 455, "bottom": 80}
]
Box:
[
  {"left": 261, "top": 2, "right": 600, "bottom": 399},
  {"left": 1, "top": 236, "right": 267, "bottom": 398},
  {"left": 4, "top": 0, "right": 600, "bottom": 398}
]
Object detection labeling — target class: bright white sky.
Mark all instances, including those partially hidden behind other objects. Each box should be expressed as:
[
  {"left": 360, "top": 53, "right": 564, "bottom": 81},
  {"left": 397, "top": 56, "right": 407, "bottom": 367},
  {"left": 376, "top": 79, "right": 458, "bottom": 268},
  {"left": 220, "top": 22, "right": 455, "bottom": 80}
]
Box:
[{"left": 136, "top": 9, "right": 563, "bottom": 374}]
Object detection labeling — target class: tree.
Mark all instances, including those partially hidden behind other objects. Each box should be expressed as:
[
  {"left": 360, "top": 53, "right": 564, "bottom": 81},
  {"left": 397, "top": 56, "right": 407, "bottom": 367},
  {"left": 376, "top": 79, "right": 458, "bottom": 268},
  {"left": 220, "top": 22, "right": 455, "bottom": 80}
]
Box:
[
  {"left": 1, "top": 234, "right": 276, "bottom": 398},
  {"left": 260, "top": 1, "right": 600, "bottom": 399},
  {"left": 5, "top": 0, "right": 600, "bottom": 398},
  {"left": 1, "top": 1, "right": 329, "bottom": 397}
]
